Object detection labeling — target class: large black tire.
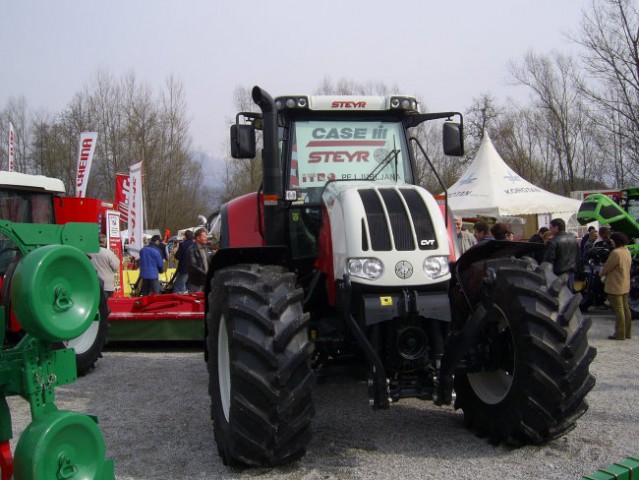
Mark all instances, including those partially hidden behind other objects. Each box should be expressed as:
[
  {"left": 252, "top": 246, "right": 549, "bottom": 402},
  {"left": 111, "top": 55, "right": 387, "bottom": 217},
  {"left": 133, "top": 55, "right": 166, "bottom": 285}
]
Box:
[
  {"left": 206, "top": 264, "right": 315, "bottom": 467},
  {"left": 63, "top": 284, "right": 110, "bottom": 377},
  {"left": 453, "top": 258, "right": 597, "bottom": 445}
]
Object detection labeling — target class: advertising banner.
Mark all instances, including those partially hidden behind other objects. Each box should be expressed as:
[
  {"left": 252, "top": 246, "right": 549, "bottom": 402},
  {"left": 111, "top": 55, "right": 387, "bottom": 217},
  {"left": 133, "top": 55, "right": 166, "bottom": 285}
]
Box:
[
  {"left": 8, "top": 122, "right": 14, "bottom": 172},
  {"left": 106, "top": 209, "right": 124, "bottom": 297},
  {"left": 75, "top": 131, "right": 98, "bottom": 197},
  {"left": 127, "top": 161, "right": 144, "bottom": 259},
  {"left": 291, "top": 121, "right": 407, "bottom": 202},
  {"left": 115, "top": 173, "right": 131, "bottom": 222}
]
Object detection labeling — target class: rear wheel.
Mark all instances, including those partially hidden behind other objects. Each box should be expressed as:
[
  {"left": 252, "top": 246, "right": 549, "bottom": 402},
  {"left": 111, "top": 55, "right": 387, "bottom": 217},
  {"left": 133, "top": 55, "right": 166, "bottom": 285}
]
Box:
[
  {"left": 454, "top": 259, "right": 597, "bottom": 445},
  {"left": 206, "top": 264, "right": 315, "bottom": 467}
]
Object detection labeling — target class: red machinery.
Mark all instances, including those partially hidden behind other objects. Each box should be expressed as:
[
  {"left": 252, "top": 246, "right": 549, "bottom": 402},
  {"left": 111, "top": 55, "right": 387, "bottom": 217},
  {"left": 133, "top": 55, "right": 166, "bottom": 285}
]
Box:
[{"left": 56, "top": 195, "right": 205, "bottom": 341}]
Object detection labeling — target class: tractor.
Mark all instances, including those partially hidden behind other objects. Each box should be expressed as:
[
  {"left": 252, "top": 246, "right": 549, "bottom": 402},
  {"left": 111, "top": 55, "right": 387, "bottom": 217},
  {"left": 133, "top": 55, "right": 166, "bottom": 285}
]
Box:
[{"left": 205, "top": 86, "right": 597, "bottom": 467}]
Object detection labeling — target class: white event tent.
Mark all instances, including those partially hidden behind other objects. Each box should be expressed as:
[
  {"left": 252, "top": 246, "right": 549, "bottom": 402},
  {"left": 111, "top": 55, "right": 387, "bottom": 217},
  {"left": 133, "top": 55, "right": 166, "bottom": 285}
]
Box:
[{"left": 446, "top": 134, "right": 581, "bottom": 220}]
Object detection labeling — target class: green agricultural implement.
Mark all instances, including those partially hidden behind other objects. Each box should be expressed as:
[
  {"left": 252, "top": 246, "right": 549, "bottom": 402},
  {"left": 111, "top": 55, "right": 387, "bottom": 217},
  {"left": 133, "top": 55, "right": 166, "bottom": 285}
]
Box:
[{"left": 0, "top": 221, "right": 113, "bottom": 479}]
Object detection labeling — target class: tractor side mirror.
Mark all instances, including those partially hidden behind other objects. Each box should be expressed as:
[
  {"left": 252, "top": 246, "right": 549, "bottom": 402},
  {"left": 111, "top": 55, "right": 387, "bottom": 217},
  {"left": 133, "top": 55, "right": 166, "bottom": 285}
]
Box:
[
  {"left": 230, "top": 124, "right": 256, "bottom": 159},
  {"left": 443, "top": 122, "right": 464, "bottom": 157}
]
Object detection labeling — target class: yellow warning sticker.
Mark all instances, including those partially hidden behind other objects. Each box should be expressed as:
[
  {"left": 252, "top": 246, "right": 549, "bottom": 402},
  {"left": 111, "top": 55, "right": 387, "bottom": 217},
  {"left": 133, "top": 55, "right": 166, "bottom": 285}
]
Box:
[{"left": 380, "top": 296, "right": 393, "bottom": 306}]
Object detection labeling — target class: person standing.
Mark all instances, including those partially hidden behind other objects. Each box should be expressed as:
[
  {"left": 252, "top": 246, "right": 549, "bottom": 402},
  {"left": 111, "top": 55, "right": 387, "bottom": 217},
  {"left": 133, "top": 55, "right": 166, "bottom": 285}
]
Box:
[
  {"left": 473, "top": 221, "right": 494, "bottom": 246},
  {"left": 149, "top": 234, "right": 168, "bottom": 262},
  {"left": 600, "top": 232, "right": 632, "bottom": 340},
  {"left": 543, "top": 218, "right": 580, "bottom": 291},
  {"left": 89, "top": 233, "right": 120, "bottom": 297},
  {"left": 173, "top": 230, "right": 194, "bottom": 293},
  {"left": 580, "top": 226, "right": 596, "bottom": 256},
  {"left": 594, "top": 225, "right": 614, "bottom": 252},
  {"left": 139, "top": 236, "right": 165, "bottom": 295},
  {"left": 582, "top": 228, "right": 600, "bottom": 261},
  {"left": 454, "top": 216, "right": 476, "bottom": 253},
  {"left": 490, "top": 222, "right": 509, "bottom": 240},
  {"left": 187, "top": 228, "right": 212, "bottom": 293},
  {"left": 529, "top": 226, "right": 550, "bottom": 264},
  {"left": 529, "top": 226, "right": 549, "bottom": 244}
]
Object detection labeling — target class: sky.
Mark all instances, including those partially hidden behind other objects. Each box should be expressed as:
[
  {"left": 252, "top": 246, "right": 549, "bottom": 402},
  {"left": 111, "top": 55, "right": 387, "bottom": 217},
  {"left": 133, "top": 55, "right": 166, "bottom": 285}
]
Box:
[{"left": 1, "top": 1, "right": 593, "bottom": 167}]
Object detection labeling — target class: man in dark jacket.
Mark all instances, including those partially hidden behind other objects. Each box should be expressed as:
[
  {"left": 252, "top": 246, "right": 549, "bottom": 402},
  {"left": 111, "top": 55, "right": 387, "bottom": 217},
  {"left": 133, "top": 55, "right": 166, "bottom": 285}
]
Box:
[
  {"left": 187, "top": 228, "right": 212, "bottom": 292},
  {"left": 149, "top": 234, "right": 167, "bottom": 261},
  {"left": 173, "top": 230, "right": 194, "bottom": 293},
  {"left": 543, "top": 218, "right": 580, "bottom": 291}
]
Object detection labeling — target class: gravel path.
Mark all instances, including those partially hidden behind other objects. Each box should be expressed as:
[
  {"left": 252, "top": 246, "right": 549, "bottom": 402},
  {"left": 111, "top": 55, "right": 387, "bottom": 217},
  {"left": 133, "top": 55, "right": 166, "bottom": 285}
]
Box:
[{"left": 7, "top": 312, "right": 638, "bottom": 479}]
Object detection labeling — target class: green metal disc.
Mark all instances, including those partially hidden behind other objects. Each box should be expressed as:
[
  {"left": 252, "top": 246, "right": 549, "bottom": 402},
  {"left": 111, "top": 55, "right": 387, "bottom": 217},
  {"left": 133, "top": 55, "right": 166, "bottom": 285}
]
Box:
[
  {"left": 11, "top": 244, "right": 99, "bottom": 342},
  {"left": 14, "top": 410, "right": 106, "bottom": 480}
]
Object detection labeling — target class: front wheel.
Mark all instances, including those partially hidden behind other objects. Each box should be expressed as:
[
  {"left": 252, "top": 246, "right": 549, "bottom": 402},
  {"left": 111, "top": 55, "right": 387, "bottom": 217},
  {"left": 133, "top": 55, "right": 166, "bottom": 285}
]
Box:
[
  {"left": 206, "top": 264, "right": 315, "bottom": 467},
  {"left": 454, "top": 259, "right": 597, "bottom": 445}
]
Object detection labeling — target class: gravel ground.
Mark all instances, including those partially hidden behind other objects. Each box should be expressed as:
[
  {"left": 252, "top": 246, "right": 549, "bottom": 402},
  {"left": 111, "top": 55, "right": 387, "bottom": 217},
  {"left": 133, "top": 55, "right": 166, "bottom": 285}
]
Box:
[{"left": 7, "top": 311, "right": 638, "bottom": 480}]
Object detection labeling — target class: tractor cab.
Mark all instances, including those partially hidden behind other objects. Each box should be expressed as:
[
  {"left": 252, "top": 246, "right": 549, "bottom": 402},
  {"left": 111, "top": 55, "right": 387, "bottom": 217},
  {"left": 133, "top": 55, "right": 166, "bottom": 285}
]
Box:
[
  {"left": 230, "top": 90, "right": 463, "bottom": 264},
  {"left": 0, "top": 171, "right": 64, "bottom": 224}
]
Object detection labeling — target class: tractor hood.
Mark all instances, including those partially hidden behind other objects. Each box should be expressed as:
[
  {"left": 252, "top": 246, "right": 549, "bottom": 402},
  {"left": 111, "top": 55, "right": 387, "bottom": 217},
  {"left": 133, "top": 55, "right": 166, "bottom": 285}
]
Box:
[{"left": 321, "top": 181, "right": 451, "bottom": 286}]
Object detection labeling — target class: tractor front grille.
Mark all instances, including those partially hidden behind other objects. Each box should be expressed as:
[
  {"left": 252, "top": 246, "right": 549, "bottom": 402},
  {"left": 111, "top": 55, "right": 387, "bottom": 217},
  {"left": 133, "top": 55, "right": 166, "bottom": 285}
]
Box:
[{"left": 358, "top": 187, "right": 438, "bottom": 252}]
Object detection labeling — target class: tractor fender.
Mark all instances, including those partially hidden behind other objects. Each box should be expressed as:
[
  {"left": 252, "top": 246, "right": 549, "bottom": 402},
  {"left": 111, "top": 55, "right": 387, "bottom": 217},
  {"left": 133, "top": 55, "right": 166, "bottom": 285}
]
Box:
[
  {"left": 455, "top": 239, "right": 542, "bottom": 275},
  {"left": 451, "top": 240, "right": 542, "bottom": 316},
  {"left": 444, "top": 240, "right": 543, "bottom": 375}
]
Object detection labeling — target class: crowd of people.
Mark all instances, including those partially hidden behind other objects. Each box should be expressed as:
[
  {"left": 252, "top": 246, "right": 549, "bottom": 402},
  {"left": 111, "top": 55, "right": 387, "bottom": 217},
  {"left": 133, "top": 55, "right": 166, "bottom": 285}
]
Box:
[
  {"left": 96, "top": 216, "right": 632, "bottom": 342},
  {"left": 130, "top": 227, "right": 217, "bottom": 296},
  {"left": 455, "top": 217, "right": 633, "bottom": 342}
]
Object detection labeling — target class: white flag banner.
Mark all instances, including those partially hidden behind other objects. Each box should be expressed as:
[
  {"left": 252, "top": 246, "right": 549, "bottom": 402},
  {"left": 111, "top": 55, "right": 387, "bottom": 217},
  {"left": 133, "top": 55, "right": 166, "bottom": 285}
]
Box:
[
  {"left": 8, "top": 122, "right": 15, "bottom": 172},
  {"left": 75, "top": 131, "right": 98, "bottom": 197},
  {"left": 127, "top": 161, "right": 144, "bottom": 259}
]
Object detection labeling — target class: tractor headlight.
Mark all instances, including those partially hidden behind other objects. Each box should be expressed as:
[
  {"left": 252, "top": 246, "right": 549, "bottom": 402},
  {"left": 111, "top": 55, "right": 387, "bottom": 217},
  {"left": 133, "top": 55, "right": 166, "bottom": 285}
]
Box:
[
  {"left": 347, "top": 258, "right": 384, "bottom": 280},
  {"left": 423, "top": 256, "right": 449, "bottom": 279}
]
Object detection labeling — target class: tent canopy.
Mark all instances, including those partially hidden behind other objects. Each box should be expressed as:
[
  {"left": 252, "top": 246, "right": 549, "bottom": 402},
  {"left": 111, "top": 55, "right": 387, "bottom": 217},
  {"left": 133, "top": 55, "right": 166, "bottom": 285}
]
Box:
[{"left": 446, "top": 134, "right": 581, "bottom": 218}]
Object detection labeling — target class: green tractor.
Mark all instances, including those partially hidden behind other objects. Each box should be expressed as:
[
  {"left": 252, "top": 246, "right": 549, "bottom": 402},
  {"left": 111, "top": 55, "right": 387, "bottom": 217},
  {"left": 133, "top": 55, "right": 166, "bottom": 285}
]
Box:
[{"left": 0, "top": 222, "right": 113, "bottom": 479}]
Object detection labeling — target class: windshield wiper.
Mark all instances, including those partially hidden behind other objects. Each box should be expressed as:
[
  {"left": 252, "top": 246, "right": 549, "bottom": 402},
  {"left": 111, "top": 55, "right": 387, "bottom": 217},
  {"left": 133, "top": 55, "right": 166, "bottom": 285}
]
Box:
[{"left": 367, "top": 136, "right": 399, "bottom": 180}]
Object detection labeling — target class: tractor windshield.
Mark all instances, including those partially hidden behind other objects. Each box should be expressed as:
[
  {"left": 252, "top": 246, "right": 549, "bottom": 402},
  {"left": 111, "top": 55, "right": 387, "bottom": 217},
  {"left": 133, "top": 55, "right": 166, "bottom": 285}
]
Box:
[{"left": 288, "top": 120, "right": 412, "bottom": 203}]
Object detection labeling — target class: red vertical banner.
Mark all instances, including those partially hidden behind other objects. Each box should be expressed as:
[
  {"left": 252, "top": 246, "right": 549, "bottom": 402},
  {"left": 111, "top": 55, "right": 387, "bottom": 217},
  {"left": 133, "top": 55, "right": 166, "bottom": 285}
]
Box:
[{"left": 114, "top": 173, "right": 131, "bottom": 222}]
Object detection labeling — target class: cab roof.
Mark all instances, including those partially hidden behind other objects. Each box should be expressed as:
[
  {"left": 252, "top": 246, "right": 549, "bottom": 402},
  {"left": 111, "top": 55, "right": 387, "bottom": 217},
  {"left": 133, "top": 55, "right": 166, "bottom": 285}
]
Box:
[{"left": 0, "top": 171, "right": 66, "bottom": 193}]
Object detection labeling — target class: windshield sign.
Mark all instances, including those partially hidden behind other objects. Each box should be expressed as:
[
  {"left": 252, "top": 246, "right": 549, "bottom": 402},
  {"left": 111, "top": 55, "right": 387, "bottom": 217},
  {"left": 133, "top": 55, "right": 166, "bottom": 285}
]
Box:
[{"left": 291, "top": 121, "right": 409, "bottom": 198}]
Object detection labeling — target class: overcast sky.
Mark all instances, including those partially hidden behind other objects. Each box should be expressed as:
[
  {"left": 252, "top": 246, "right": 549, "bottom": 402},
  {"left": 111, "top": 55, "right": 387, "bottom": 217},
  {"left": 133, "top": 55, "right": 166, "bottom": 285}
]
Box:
[{"left": 1, "top": 1, "right": 592, "bottom": 164}]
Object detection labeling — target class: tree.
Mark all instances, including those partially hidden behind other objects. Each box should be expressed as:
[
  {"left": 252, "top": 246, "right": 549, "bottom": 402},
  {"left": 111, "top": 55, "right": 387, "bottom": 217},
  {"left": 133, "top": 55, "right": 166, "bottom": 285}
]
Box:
[
  {"left": 572, "top": 0, "right": 639, "bottom": 186},
  {"left": 509, "top": 50, "right": 597, "bottom": 194},
  {"left": 464, "top": 93, "right": 503, "bottom": 155},
  {"left": 23, "top": 70, "right": 211, "bottom": 233}
]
